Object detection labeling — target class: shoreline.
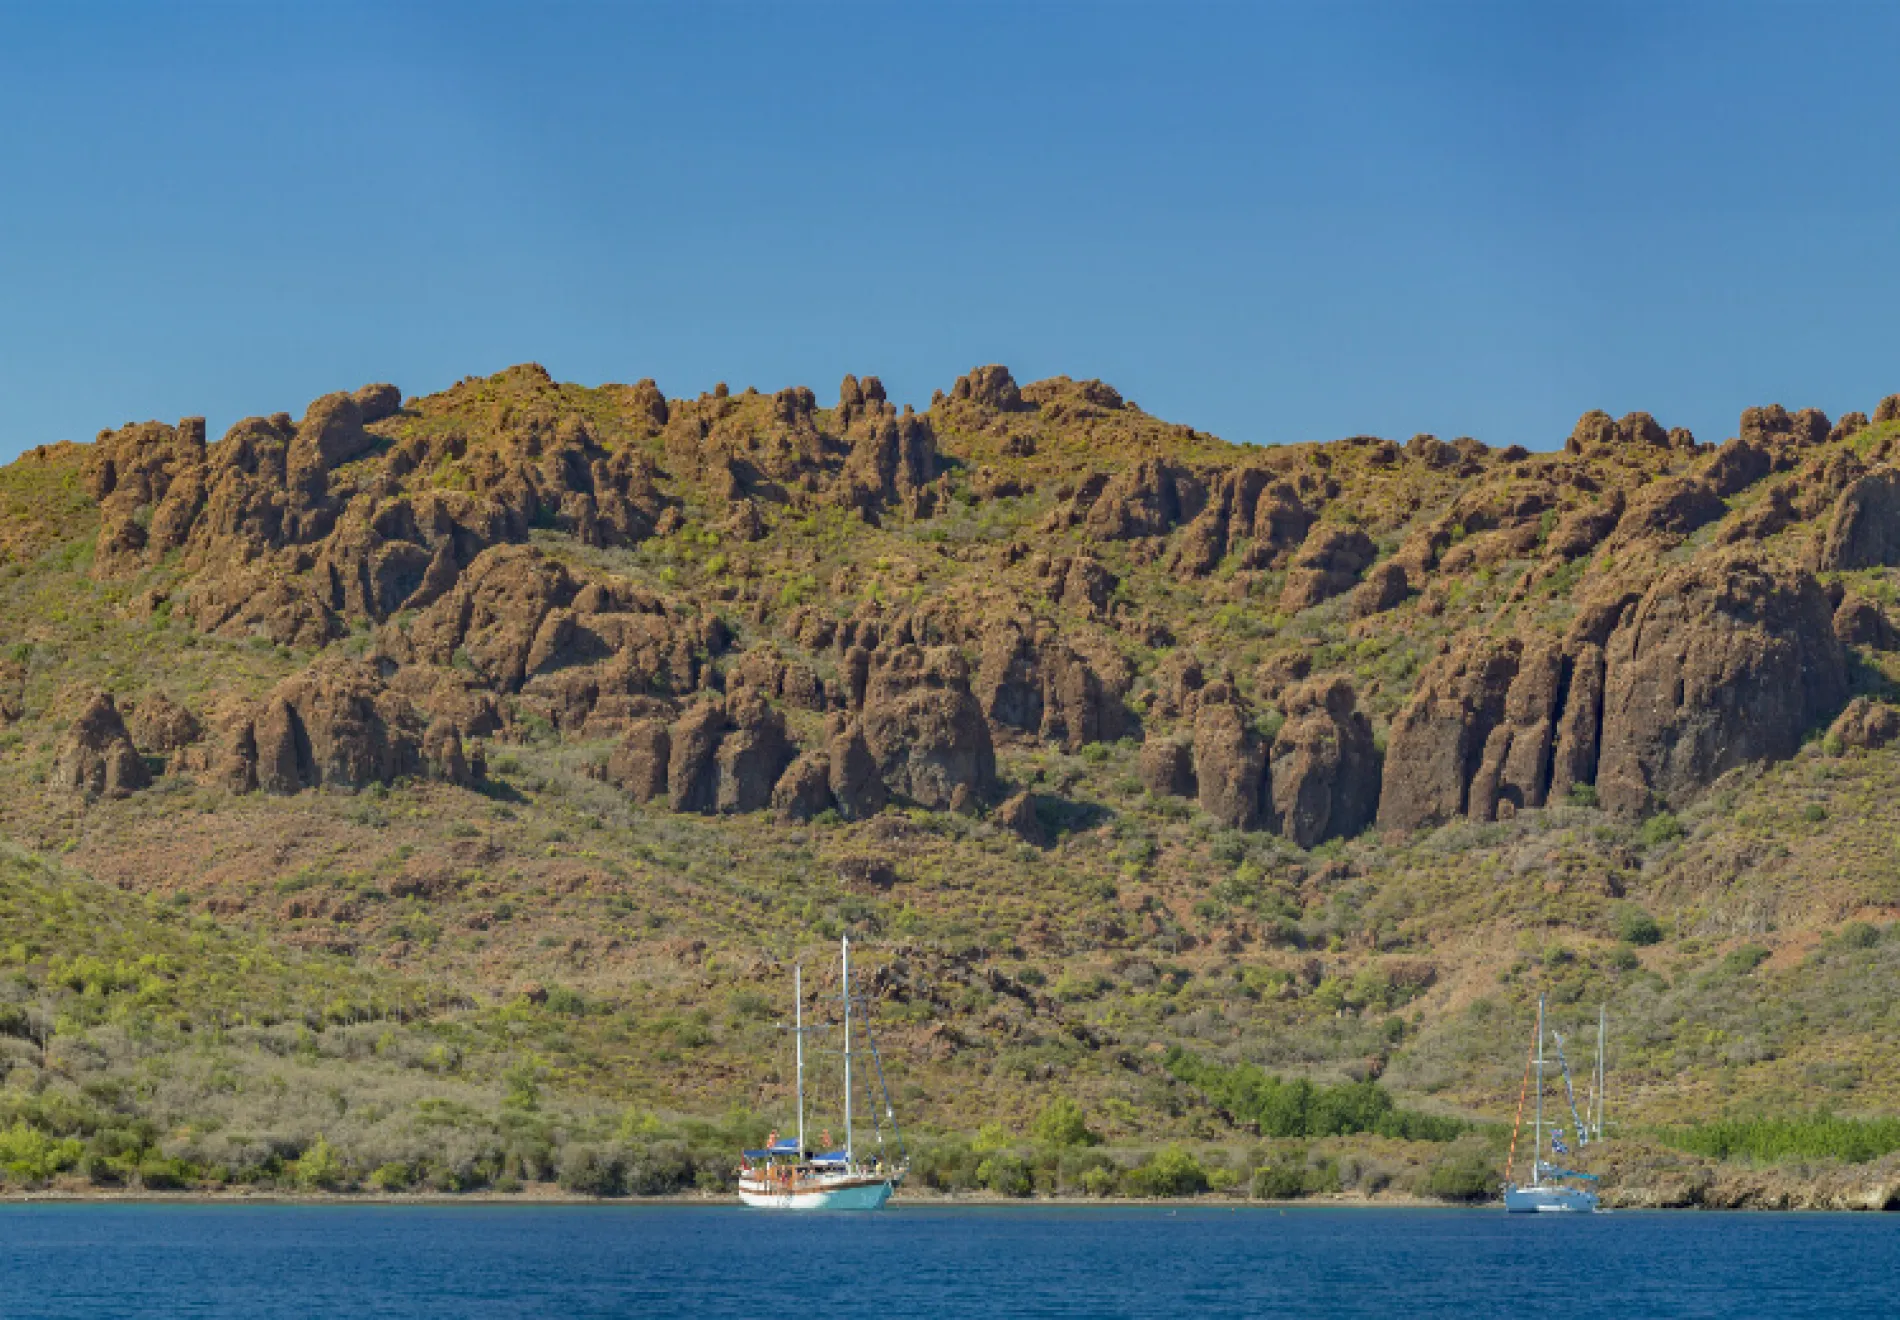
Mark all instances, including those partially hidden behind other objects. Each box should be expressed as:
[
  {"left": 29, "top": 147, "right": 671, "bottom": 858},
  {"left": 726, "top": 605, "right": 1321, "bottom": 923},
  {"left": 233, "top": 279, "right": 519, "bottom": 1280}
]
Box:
[{"left": 0, "top": 1186, "right": 1862, "bottom": 1211}]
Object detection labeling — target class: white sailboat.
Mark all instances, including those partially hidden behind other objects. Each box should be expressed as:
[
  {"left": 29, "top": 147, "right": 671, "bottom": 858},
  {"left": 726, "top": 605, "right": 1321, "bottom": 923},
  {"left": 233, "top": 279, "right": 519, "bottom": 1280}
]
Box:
[
  {"left": 1503, "top": 996, "right": 1605, "bottom": 1213},
  {"left": 737, "top": 935, "right": 907, "bottom": 1211}
]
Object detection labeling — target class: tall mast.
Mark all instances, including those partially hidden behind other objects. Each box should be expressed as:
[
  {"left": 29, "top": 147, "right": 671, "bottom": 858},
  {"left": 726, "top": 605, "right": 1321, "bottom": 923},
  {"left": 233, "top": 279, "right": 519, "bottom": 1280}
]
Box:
[
  {"left": 1595, "top": 1004, "right": 1606, "bottom": 1140},
  {"left": 1534, "top": 993, "right": 1545, "bottom": 1179},
  {"left": 794, "top": 962, "right": 806, "bottom": 1158},
  {"left": 842, "top": 934, "right": 854, "bottom": 1167}
]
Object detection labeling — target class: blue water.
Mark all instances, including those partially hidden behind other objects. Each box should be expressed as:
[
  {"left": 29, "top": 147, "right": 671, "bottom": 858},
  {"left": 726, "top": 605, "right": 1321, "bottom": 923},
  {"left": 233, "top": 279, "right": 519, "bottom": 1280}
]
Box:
[{"left": 0, "top": 1203, "right": 1893, "bottom": 1317}]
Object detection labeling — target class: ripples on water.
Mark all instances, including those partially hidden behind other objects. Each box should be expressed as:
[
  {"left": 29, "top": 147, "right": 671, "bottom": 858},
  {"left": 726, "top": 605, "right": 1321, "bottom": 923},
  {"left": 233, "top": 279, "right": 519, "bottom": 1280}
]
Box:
[{"left": 0, "top": 1203, "right": 1892, "bottom": 1318}]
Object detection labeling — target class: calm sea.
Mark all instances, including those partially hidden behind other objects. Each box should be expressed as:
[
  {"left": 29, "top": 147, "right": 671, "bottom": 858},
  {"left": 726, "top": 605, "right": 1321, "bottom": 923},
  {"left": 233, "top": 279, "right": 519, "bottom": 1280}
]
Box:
[{"left": 0, "top": 1202, "right": 1893, "bottom": 1318}]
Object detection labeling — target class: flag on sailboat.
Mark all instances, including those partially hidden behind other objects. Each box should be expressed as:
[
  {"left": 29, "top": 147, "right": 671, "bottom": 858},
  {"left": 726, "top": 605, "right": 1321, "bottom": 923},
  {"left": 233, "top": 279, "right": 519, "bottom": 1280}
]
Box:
[{"left": 1551, "top": 1133, "right": 1569, "bottom": 1155}]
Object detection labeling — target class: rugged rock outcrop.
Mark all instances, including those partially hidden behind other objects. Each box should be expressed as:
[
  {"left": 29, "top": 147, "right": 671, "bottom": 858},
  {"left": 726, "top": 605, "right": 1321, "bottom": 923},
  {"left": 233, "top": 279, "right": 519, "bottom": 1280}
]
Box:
[
  {"left": 0, "top": 660, "right": 24, "bottom": 726},
  {"left": 1279, "top": 525, "right": 1376, "bottom": 613},
  {"left": 770, "top": 751, "right": 834, "bottom": 820},
  {"left": 1138, "top": 735, "right": 1196, "bottom": 798},
  {"left": 1817, "top": 469, "right": 1900, "bottom": 570},
  {"left": 713, "top": 689, "right": 796, "bottom": 813},
  {"left": 1834, "top": 592, "right": 1897, "bottom": 651},
  {"left": 950, "top": 364, "right": 1025, "bottom": 412},
  {"left": 52, "top": 692, "right": 151, "bottom": 800},
  {"left": 606, "top": 718, "right": 672, "bottom": 803},
  {"left": 859, "top": 646, "right": 996, "bottom": 810},
  {"left": 126, "top": 692, "right": 202, "bottom": 754},
  {"left": 1376, "top": 638, "right": 1520, "bottom": 831},
  {"left": 1191, "top": 699, "right": 1266, "bottom": 830},
  {"left": 994, "top": 791, "right": 1050, "bottom": 846},
  {"left": 1267, "top": 677, "right": 1380, "bottom": 846},
  {"left": 1596, "top": 554, "right": 1847, "bottom": 815},
  {"left": 826, "top": 718, "right": 890, "bottom": 820},
  {"left": 251, "top": 662, "right": 425, "bottom": 794},
  {"left": 974, "top": 621, "right": 1128, "bottom": 750},
  {"left": 1828, "top": 698, "right": 1899, "bottom": 752}
]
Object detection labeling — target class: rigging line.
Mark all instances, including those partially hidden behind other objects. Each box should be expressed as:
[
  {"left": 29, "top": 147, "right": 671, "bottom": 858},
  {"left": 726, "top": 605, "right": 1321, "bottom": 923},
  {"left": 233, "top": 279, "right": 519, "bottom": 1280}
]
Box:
[
  {"left": 1550, "top": 1032, "right": 1589, "bottom": 1144},
  {"left": 1504, "top": 1028, "right": 1535, "bottom": 1185}
]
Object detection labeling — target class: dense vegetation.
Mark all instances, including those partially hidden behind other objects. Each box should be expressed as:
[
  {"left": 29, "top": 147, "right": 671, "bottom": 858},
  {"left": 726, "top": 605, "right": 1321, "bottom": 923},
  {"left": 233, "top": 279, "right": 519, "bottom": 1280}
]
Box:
[{"left": 1660, "top": 1114, "right": 1900, "bottom": 1166}]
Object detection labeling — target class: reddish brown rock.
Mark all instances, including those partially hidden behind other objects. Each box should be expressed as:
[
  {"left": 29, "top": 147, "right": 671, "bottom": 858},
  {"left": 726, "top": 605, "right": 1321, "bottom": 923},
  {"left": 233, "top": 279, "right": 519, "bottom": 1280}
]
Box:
[
  {"left": 1828, "top": 697, "right": 1900, "bottom": 752},
  {"left": 1604, "top": 477, "right": 1726, "bottom": 551},
  {"left": 1347, "top": 560, "right": 1413, "bottom": 618},
  {"left": 1376, "top": 637, "right": 1521, "bottom": 831},
  {"left": 421, "top": 716, "right": 479, "bottom": 787},
  {"left": 1706, "top": 437, "right": 1775, "bottom": 498},
  {"left": 826, "top": 719, "right": 889, "bottom": 820},
  {"left": 1267, "top": 677, "right": 1379, "bottom": 846},
  {"left": 1138, "top": 735, "right": 1196, "bottom": 798},
  {"left": 715, "top": 689, "right": 795, "bottom": 813},
  {"left": 0, "top": 659, "right": 23, "bottom": 726},
  {"left": 1543, "top": 490, "right": 1626, "bottom": 561},
  {"left": 667, "top": 700, "right": 730, "bottom": 814},
  {"left": 949, "top": 365, "right": 1025, "bottom": 411},
  {"left": 1548, "top": 643, "right": 1606, "bottom": 802},
  {"left": 770, "top": 750, "right": 834, "bottom": 821},
  {"left": 1742, "top": 404, "right": 1830, "bottom": 450},
  {"left": 1834, "top": 594, "right": 1897, "bottom": 651},
  {"left": 1192, "top": 700, "right": 1266, "bottom": 830},
  {"left": 1279, "top": 525, "right": 1376, "bottom": 613},
  {"left": 995, "top": 791, "right": 1050, "bottom": 846},
  {"left": 1597, "top": 554, "right": 1847, "bottom": 815},
  {"left": 1817, "top": 469, "right": 1900, "bottom": 570},
  {"left": 1466, "top": 638, "right": 1565, "bottom": 821},
  {"left": 606, "top": 718, "right": 672, "bottom": 803},
  {"left": 126, "top": 692, "right": 202, "bottom": 753},
  {"left": 52, "top": 692, "right": 151, "bottom": 799},
  {"left": 860, "top": 647, "right": 996, "bottom": 809},
  {"left": 1083, "top": 458, "right": 1206, "bottom": 541}
]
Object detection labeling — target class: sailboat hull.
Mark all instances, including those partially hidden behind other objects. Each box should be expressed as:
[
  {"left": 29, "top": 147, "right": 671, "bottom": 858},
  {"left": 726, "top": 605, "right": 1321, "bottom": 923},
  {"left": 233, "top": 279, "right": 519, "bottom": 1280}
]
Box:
[
  {"left": 1503, "top": 1183, "right": 1599, "bottom": 1214},
  {"left": 737, "top": 1173, "right": 896, "bottom": 1211}
]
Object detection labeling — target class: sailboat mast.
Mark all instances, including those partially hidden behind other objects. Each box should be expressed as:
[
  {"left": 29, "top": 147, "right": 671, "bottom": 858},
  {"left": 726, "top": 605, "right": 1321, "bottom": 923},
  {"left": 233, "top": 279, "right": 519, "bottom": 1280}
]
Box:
[
  {"left": 794, "top": 962, "right": 806, "bottom": 1158},
  {"left": 1595, "top": 1004, "right": 1606, "bottom": 1140},
  {"left": 842, "top": 934, "right": 854, "bottom": 1168},
  {"left": 1534, "top": 994, "right": 1545, "bottom": 1177}
]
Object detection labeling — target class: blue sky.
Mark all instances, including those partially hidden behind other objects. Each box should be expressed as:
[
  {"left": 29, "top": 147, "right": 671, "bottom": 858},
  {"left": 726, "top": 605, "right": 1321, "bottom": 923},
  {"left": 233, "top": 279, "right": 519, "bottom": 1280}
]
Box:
[{"left": 2, "top": 1, "right": 1897, "bottom": 462}]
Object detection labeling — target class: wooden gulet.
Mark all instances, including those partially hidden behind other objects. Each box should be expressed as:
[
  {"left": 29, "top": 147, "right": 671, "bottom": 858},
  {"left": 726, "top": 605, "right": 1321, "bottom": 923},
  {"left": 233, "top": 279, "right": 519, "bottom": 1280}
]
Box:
[{"left": 737, "top": 935, "right": 907, "bottom": 1211}]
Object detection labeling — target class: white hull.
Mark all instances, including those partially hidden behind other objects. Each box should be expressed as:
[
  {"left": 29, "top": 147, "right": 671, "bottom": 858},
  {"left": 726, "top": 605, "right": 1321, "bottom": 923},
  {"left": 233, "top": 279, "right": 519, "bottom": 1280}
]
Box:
[
  {"left": 1503, "top": 1183, "right": 1599, "bottom": 1214},
  {"left": 737, "top": 1174, "right": 896, "bottom": 1211}
]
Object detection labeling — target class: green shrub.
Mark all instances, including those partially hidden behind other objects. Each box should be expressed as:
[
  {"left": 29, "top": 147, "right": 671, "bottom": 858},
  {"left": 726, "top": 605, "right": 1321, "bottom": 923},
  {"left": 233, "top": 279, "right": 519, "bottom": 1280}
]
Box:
[
  {"left": 1250, "top": 1162, "right": 1307, "bottom": 1199},
  {"left": 557, "top": 1146, "right": 623, "bottom": 1196},
  {"left": 1839, "top": 921, "right": 1881, "bottom": 950},
  {"left": 1719, "top": 944, "right": 1771, "bottom": 977},
  {"left": 1123, "top": 1145, "right": 1207, "bottom": 1198},
  {"left": 1424, "top": 1148, "right": 1497, "bottom": 1201},
  {"left": 1030, "top": 1097, "right": 1099, "bottom": 1149},
  {"left": 1613, "top": 905, "right": 1663, "bottom": 946},
  {"left": 1639, "top": 812, "right": 1685, "bottom": 847},
  {"left": 975, "top": 1153, "right": 1032, "bottom": 1196},
  {"left": 292, "top": 1136, "right": 345, "bottom": 1191}
]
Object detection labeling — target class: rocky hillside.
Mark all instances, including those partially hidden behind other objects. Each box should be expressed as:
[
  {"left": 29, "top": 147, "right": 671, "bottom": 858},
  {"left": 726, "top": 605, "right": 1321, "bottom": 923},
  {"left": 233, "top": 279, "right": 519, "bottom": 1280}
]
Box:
[{"left": 3, "top": 362, "right": 1900, "bottom": 1192}]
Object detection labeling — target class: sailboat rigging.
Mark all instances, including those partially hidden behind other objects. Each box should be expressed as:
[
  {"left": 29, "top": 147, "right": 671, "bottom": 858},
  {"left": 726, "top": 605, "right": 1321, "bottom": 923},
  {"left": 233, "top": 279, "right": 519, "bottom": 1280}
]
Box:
[
  {"left": 737, "top": 935, "right": 907, "bottom": 1211},
  {"left": 1502, "top": 994, "right": 1605, "bottom": 1213}
]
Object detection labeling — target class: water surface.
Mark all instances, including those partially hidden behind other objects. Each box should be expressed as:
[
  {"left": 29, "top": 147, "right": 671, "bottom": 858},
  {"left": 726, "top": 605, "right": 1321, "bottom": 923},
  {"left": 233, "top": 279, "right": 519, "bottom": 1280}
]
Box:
[{"left": 0, "top": 1202, "right": 1893, "bottom": 1317}]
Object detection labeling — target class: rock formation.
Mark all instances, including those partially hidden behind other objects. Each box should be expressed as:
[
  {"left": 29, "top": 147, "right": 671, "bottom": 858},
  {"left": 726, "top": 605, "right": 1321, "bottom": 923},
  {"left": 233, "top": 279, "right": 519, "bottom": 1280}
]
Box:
[{"left": 52, "top": 692, "right": 151, "bottom": 800}]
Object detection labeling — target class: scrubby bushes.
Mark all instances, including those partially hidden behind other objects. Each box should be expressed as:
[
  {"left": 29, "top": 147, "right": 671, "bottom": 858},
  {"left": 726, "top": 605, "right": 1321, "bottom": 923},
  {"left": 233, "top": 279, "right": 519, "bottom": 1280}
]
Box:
[
  {"left": 1661, "top": 1113, "right": 1900, "bottom": 1165},
  {"left": 1163, "top": 1048, "right": 1466, "bottom": 1142}
]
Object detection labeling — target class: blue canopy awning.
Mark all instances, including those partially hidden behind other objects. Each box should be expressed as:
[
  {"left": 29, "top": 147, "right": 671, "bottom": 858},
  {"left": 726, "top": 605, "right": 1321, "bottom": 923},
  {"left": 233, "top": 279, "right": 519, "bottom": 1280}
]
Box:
[{"left": 1537, "top": 1163, "right": 1599, "bottom": 1182}]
